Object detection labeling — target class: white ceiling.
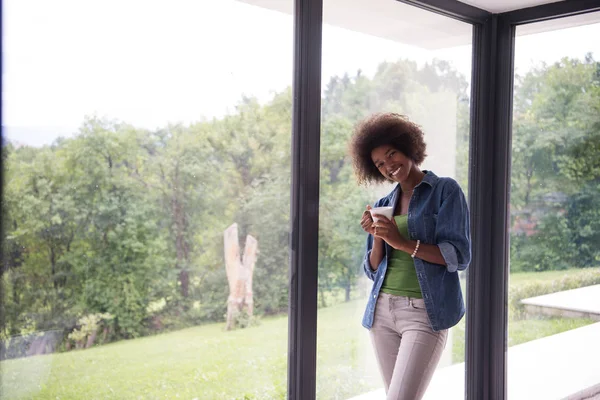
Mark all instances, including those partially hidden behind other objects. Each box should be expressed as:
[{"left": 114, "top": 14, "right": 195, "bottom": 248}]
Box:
[
  {"left": 459, "top": 0, "right": 564, "bottom": 14},
  {"left": 239, "top": 0, "right": 600, "bottom": 49},
  {"left": 241, "top": 0, "right": 473, "bottom": 49}
]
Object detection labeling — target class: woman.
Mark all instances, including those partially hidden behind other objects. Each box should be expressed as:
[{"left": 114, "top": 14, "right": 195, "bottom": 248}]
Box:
[{"left": 350, "top": 113, "right": 471, "bottom": 400}]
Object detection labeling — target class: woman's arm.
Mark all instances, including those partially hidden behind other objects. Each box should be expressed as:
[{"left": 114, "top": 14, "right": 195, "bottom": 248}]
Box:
[
  {"left": 372, "top": 181, "right": 471, "bottom": 271},
  {"left": 432, "top": 182, "right": 471, "bottom": 272},
  {"left": 369, "top": 237, "right": 386, "bottom": 271},
  {"left": 361, "top": 205, "right": 386, "bottom": 272},
  {"left": 396, "top": 240, "right": 446, "bottom": 265},
  {"left": 372, "top": 217, "right": 446, "bottom": 266}
]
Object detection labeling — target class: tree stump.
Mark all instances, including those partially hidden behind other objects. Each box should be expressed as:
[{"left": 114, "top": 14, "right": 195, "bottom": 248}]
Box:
[{"left": 224, "top": 223, "right": 258, "bottom": 330}]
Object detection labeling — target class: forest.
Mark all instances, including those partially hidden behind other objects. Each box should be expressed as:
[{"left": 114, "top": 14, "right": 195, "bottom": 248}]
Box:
[{"left": 2, "top": 54, "right": 599, "bottom": 353}]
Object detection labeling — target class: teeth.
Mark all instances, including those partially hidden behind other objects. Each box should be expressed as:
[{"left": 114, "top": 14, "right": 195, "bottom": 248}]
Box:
[{"left": 392, "top": 167, "right": 401, "bottom": 176}]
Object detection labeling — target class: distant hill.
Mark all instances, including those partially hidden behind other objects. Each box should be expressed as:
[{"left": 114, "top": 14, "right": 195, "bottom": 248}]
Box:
[{"left": 2, "top": 125, "right": 77, "bottom": 147}]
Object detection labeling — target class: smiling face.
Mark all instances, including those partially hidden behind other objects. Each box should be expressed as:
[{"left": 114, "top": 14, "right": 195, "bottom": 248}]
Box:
[{"left": 371, "top": 144, "right": 414, "bottom": 183}]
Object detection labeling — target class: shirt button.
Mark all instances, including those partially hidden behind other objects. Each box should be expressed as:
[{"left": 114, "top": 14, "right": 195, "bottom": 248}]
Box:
[{"left": 373, "top": 294, "right": 377, "bottom": 299}]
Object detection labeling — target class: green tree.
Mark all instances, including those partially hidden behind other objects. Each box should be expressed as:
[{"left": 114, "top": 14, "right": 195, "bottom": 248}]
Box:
[
  {"left": 199, "top": 92, "right": 293, "bottom": 316},
  {"left": 510, "top": 55, "right": 600, "bottom": 271}
]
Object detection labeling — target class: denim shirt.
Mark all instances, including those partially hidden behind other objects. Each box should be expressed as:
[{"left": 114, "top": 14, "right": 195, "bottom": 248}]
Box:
[{"left": 361, "top": 171, "right": 471, "bottom": 332}]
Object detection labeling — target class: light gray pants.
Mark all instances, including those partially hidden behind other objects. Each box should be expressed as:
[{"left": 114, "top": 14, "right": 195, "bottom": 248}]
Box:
[{"left": 370, "top": 293, "right": 448, "bottom": 400}]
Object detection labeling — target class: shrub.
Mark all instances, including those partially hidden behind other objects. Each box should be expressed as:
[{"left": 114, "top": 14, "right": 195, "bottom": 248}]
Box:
[
  {"left": 509, "top": 270, "right": 600, "bottom": 319},
  {"left": 67, "top": 313, "right": 114, "bottom": 350},
  {"left": 510, "top": 211, "right": 576, "bottom": 273}
]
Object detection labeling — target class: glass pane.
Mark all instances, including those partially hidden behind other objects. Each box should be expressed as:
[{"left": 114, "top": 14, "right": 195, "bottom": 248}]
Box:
[
  {"left": 508, "top": 14, "right": 600, "bottom": 399},
  {"left": 1, "top": 1, "right": 292, "bottom": 399},
  {"left": 316, "top": 2, "right": 472, "bottom": 399}
]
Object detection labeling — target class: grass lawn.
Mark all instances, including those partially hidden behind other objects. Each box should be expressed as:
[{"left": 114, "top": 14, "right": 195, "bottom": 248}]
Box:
[
  {"left": 1, "top": 301, "right": 381, "bottom": 400},
  {"left": 2, "top": 268, "right": 598, "bottom": 400},
  {"left": 509, "top": 267, "right": 600, "bottom": 285},
  {"left": 2, "top": 316, "right": 289, "bottom": 400}
]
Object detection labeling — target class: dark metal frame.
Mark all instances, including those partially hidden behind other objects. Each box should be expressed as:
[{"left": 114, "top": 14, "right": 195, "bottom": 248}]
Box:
[
  {"left": 288, "top": 0, "right": 323, "bottom": 399},
  {"left": 501, "top": 0, "right": 600, "bottom": 25},
  {"left": 289, "top": 1, "right": 600, "bottom": 400},
  {"left": 467, "top": 14, "right": 515, "bottom": 400},
  {"left": 395, "top": 0, "right": 490, "bottom": 24}
]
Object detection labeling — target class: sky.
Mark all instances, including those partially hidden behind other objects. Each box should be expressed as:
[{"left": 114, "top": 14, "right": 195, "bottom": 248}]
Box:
[{"left": 3, "top": 0, "right": 600, "bottom": 147}]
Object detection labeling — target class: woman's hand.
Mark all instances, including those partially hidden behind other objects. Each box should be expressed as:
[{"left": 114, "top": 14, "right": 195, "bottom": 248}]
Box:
[
  {"left": 372, "top": 215, "right": 409, "bottom": 250},
  {"left": 360, "top": 205, "right": 375, "bottom": 235}
]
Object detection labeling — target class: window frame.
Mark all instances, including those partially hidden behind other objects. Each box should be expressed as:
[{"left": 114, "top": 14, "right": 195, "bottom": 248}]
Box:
[{"left": 288, "top": 0, "right": 600, "bottom": 399}]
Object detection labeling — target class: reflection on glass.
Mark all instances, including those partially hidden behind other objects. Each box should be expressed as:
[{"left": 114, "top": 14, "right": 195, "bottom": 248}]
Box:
[
  {"left": 317, "top": 2, "right": 472, "bottom": 399},
  {"left": 1, "top": 1, "right": 292, "bottom": 399},
  {"left": 508, "top": 15, "right": 600, "bottom": 399}
]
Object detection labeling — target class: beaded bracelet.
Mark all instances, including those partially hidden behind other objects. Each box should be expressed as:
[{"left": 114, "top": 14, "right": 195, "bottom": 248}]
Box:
[{"left": 410, "top": 239, "right": 420, "bottom": 258}]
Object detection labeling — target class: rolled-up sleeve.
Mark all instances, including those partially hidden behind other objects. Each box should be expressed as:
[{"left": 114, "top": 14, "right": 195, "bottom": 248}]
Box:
[
  {"left": 435, "top": 182, "right": 471, "bottom": 273},
  {"left": 362, "top": 200, "right": 383, "bottom": 281},
  {"left": 363, "top": 247, "right": 377, "bottom": 281}
]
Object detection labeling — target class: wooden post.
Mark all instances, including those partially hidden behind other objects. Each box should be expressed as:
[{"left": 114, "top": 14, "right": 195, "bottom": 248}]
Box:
[
  {"left": 242, "top": 235, "right": 258, "bottom": 317},
  {"left": 224, "top": 223, "right": 258, "bottom": 330}
]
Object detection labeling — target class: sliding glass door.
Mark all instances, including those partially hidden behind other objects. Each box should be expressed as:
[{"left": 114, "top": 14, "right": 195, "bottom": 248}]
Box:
[
  {"left": 316, "top": 2, "right": 472, "bottom": 398},
  {"left": 2, "top": 1, "right": 293, "bottom": 398},
  {"left": 507, "top": 13, "right": 600, "bottom": 399}
]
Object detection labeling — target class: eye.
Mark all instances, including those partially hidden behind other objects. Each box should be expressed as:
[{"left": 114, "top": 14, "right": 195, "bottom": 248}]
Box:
[{"left": 388, "top": 151, "right": 395, "bottom": 158}]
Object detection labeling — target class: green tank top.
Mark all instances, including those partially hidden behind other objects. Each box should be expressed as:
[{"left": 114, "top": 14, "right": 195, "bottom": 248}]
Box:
[{"left": 380, "top": 214, "right": 423, "bottom": 298}]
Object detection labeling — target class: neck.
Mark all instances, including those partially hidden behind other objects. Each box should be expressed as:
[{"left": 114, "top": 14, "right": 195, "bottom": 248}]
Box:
[{"left": 400, "top": 168, "right": 425, "bottom": 193}]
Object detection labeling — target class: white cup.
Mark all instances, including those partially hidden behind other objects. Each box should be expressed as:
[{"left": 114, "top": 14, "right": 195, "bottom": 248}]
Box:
[{"left": 369, "top": 206, "right": 394, "bottom": 222}]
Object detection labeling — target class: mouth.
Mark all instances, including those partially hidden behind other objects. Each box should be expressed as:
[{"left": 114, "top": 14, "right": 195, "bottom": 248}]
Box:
[{"left": 390, "top": 166, "right": 402, "bottom": 177}]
